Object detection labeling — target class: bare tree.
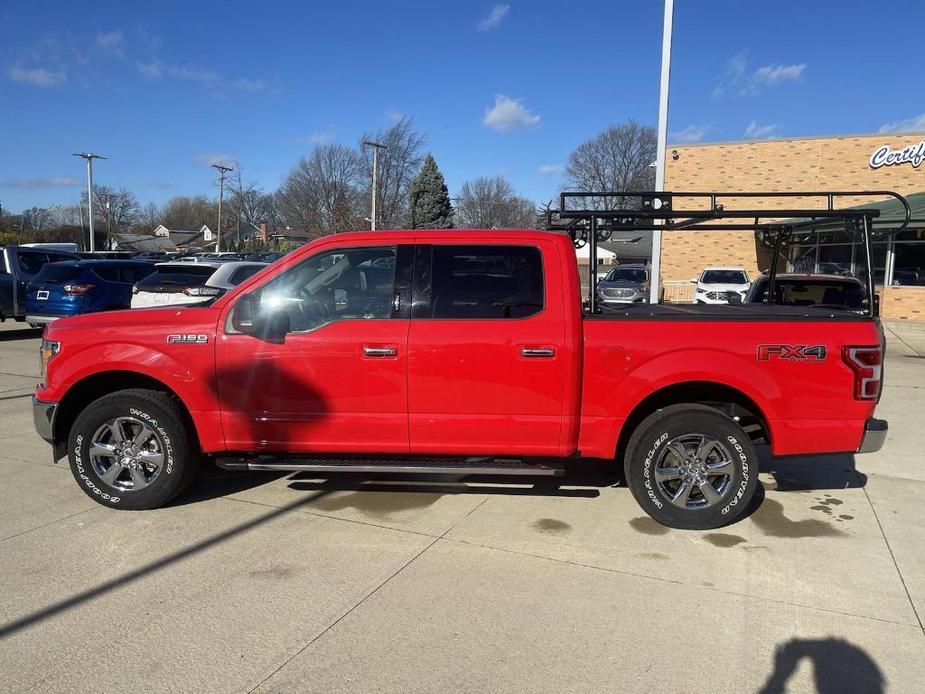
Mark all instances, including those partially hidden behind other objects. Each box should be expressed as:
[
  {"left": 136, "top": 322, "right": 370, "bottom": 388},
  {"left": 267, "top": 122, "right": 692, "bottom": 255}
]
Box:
[
  {"left": 359, "top": 117, "right": 426, "bottom": 229},
  {"left": 565, "top": 120, "right": 657, "bottom": 207},
  {"left": 22, "top": 207, "right": 52, "bottom": 231},
  {"left": 159, "top": 195, "right": 218, "bottom": 230},
  {"left": 226, "top": 168, "right": 276, "bottom": 228},
  {"left": 456, "top": 176, "right": 537, "bottom": 229},
  {"left": 92, "top": 185, "right": 140, "bottom": 235},
  {"left": 130, "top": 202, "right": 161, "bottom": 234},
  {"left": 277, "top": 143, "right": 363, "bottom": 235}
]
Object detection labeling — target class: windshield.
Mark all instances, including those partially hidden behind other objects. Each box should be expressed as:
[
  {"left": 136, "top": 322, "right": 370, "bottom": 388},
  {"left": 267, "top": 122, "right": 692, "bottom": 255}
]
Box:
[
  {"left": 604, "top": 268, "right": 647, "bottom": 283},
  {"left": 701, "top": 270, "right": 748, "bottom": 284}
]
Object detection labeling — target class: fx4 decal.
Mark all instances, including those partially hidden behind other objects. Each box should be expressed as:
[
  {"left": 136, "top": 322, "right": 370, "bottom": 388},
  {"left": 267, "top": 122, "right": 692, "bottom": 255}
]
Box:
[
  {"left": 167, "top": 334, "right": 208, "bottom": 345},
  {"left": 757, "top": 344, "right": 827, "bottom": 361}
]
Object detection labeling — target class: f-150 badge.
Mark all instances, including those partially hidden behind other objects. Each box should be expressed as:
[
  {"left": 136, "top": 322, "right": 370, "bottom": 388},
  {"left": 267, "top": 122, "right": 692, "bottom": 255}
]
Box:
[
  {"left": 167, "top": 334, "right": 208, "bottom": 345},
  {"left": 757, "top": 344, "right": 826, "bottom": 361}
]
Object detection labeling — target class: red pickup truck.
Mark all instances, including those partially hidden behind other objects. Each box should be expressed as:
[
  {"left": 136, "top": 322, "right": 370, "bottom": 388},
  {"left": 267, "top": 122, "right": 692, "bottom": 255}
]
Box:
[{"left": 33, "top": 229, "right": 886, "bottom": 529}]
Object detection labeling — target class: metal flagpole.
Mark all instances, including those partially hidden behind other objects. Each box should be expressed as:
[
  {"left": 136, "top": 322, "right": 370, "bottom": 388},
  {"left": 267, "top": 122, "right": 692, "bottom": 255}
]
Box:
[{"left": 649, "top": 0, "right": 673, "bottom": 304}]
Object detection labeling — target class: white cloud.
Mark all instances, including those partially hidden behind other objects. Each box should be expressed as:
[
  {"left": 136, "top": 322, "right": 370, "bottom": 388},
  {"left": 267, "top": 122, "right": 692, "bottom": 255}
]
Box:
[
  {"left": 538, "top": 164, "right": 562, "bottom": 175},
  {"left": 751, "top": 63, "right": 805, "bottom": 86},
  {"left": 194, "top": 153, "right": 235, "bottom": 167},
  {"left": 297, "top": 131, "right": 335, "bottom": 145},
  {"left": 478, "top": 4, "right": 511, "bottom": 31},
  {"left": 715, "top": 53, "right": 805, "bottom": 96},
  {"left": 744, "top": 121, "right": 779, "bottom": 139},
  {"left": 385, "top": 110, "right": 403, "bottom": 123},
  {"left": 96, "top": 31, "right": 125, "bottom": 56},
  {"left": 8, "top": 65, "right": 67, "bottom": 88},
  {"left": 232, "top": 77, "right": 266, "bottom": 92},
  {"left": 136, "top": 60, "right": 217, "bottom": 83},
  {"left": 879, "top": 113, "right": 925, "bottom": 134},
  {"left": 1, "top": 176, "right": 82, "bottom": 188},
  {"left": 483, "top": 94, "right": 540, "bottom": 132},
  {"left": 670, "top": 124, "right": 709, "bottom": 143}
]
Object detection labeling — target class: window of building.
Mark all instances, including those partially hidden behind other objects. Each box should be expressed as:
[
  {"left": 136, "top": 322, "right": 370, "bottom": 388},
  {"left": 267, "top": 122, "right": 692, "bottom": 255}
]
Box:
[{"left": 430, "top": 245, "right": 544, "bottom": 319}]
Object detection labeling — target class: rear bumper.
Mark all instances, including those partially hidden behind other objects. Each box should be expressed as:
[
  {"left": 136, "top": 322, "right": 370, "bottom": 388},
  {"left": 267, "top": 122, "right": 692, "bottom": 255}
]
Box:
[
  {"left": 25, "top": 315, "right": 61, "bottom": 324},
  {"left": 33, "top": 396, "right": 58, "bottom": 444},
  {"left": 857, "top": 418, "right": 888, "bottom": 454}
]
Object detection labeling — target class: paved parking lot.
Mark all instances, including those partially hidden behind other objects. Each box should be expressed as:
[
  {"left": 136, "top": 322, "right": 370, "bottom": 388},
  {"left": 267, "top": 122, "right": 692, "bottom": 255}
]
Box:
[{"left": 1, "top": 320, "right": 924, "bottom": 693}]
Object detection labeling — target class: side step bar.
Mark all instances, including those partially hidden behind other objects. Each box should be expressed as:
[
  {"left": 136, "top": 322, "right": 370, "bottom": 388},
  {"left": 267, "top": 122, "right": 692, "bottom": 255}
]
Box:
[{"left": 214, "top": 454, "right": 564, "bottom": 477}]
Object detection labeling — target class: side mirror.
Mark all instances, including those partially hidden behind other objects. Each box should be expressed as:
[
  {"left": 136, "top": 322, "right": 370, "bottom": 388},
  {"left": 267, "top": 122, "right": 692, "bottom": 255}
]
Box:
[
  {"left": 872, "top": 292, "right": 881, "bottom": 316},
  {"left": 232, "top": 293, "right": 290, "bottom": 343},
  {"left": 690, "top": 278, "right": 698, "bottom": 283}
]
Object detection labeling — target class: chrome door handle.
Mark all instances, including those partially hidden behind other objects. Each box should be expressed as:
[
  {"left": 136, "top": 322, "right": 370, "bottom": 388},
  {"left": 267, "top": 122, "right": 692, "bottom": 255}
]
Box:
[
  {"left": 363, "top": 346, "right": 397, "bottom": 357},
  {"left": 521, "top": 348, "right": 555, "bottom": 358}
]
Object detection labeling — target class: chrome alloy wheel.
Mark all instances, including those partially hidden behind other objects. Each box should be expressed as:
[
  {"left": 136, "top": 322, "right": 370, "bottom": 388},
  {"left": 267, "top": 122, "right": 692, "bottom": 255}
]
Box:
[
  {"left": 653, "top": 433, "right": 735, "bottom": 510},
  {"left": 89, "top": 417, "right": 165, "bottom": 492}
]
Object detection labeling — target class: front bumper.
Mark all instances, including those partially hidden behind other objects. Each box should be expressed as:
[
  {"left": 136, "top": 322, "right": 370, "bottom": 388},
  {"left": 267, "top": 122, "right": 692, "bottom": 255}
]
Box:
[
  {"left": 857, "top": 418, "right": 888, "bottom": 454},
  {"left": 33, "top": 396, "right": 58, "bottom": 444}
]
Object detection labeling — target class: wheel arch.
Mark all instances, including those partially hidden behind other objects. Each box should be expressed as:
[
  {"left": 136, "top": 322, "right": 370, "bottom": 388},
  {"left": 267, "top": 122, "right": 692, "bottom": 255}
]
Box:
[
  {"left": 614, "top": 380, "right": 771, "bottom": 464},
  {"left": 53, "top": 371, "right": 200, "bottom": 456}
]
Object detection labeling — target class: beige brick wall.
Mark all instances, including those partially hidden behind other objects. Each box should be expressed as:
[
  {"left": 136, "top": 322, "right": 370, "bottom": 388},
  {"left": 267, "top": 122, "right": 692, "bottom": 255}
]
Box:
[
  {"left": 880, "top": 286, "right": 925, "bottom": 320},
  {"left": 661, "top": 132, "right": 925, "bottom": 317}
]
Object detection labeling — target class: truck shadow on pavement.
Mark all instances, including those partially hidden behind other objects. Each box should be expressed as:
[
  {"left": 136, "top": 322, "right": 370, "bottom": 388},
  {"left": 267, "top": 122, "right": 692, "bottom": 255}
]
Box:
[
  {"left": 0, "top": 326, "right": 42, "bottom": 342},
  {"left": 758, "top": 637, "right": 884, "bottom": 694}
]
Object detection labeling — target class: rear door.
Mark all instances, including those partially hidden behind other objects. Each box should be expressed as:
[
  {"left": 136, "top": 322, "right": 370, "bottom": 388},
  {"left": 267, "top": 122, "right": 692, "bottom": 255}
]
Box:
[{"left": 407, "top": 240, "right": 567, "bottom": 456}]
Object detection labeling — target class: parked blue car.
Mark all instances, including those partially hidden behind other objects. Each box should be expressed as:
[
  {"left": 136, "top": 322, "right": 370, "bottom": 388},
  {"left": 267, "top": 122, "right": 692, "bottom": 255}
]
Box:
[{"left": 24, "top": 260, "right": 156, "bottom": 326}]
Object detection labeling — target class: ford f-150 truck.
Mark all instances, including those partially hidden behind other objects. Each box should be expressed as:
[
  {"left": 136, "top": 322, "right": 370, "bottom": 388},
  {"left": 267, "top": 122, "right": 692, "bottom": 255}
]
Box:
[{"left": 33, "top": 228, "right": 887, "bottom": 529}]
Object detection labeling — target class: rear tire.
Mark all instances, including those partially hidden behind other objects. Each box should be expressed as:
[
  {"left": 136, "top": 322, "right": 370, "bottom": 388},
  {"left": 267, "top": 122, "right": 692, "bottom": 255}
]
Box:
[
  {"left": 624, "top": 404, "right": 758, "bottom": 530},
  {"left": 67, "top": 388, "right": 199, "bottom": 510}
]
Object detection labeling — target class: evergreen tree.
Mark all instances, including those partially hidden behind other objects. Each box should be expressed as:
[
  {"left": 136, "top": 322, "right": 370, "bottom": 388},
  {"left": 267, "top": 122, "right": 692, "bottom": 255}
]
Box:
[{"left": 403, "top": 154, "right": 453, "bottom": 229}]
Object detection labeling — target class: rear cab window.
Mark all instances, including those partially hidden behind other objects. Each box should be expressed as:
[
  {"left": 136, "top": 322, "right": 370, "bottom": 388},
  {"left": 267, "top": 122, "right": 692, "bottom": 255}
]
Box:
[{"left": 428, "top": 245, "right": 544, "bottom": 319}]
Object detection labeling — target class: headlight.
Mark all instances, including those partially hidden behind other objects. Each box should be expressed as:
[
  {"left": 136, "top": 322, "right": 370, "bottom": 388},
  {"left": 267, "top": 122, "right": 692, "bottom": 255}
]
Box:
[{"left": 39, "top": 339, "right": 60, "bottom": 379}]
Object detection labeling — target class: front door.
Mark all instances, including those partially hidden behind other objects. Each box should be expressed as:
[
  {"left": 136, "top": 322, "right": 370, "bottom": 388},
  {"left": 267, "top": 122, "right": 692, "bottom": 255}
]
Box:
[
  {"left": 217, "top": 243, "right": 413, "bottom": 454},
  {"left": 407, "top": 241, "right": 566, "bottom": 456}
]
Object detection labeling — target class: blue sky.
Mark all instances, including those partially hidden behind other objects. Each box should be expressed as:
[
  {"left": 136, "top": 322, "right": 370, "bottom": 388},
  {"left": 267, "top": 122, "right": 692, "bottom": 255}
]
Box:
[{"left": 2, "top": 0, "right": 924, "bottom": 213}]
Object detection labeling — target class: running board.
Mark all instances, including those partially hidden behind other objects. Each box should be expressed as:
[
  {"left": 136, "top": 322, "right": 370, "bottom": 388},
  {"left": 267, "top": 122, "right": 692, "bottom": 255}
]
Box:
[{"left": 214, "top": 454, "right": 564, "bottom": 477}]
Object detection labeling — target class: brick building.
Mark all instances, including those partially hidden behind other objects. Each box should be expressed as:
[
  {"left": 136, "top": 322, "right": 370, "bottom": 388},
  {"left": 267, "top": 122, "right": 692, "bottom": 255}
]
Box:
[{"left": 661, "top": 131, "right": 925, "bottom": 319}]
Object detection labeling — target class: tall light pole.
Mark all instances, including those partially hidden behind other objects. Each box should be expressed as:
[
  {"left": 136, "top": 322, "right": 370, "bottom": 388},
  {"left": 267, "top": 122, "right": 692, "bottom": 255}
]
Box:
[
  {"left": 649, "top": 0, "right": 673, "bottom": 304},
  {"left": 363, "top": 140, "right": 386, "bottom": 230},
  {"left": 73, "top": 152, "right": 106, "bottom": 253},
  {"left": 211, "top": 163, "right": 233, "bottom": 252}
]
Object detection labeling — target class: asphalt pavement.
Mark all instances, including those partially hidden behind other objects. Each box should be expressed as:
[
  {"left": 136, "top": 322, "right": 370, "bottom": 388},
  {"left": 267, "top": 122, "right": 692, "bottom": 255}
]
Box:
[{"left": 0, "top": 319, "right": 923, "bottom": 693}]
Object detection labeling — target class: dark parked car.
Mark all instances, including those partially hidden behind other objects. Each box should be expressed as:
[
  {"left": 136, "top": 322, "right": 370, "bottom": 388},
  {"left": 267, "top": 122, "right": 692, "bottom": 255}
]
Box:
[
  {"left": 24, "top": 259, "right": 156, "bottom": 325},
  {"left": 745, "top": 273, "right": 868, "bottom": 312},
  {"left": 596, "top": 264, "right": 654, "bottom": 305},
  {"left": 0, "top": 246, "right": 79, "bottom": 322}
]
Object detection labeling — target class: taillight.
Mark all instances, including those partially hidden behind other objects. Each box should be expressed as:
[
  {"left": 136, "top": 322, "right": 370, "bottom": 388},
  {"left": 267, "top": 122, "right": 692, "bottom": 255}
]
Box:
[
  {"left": 62, "top": 283, "right": 96, "bottom": 296},
  {"left": 183, "top": 286, "right": 222, "bottom": 297},
  {"left": 842, "top": 346, "right": 883, "bottom": 400}
]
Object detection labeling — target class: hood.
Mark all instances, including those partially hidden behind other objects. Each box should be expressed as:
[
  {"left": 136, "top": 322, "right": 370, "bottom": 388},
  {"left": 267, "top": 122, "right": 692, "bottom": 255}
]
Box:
[
  {"left": 45, "top": 305, "right": 219, "bottom": 340},
  {"left": 697, "top": 282, "right": 750, "bottom": 292}
]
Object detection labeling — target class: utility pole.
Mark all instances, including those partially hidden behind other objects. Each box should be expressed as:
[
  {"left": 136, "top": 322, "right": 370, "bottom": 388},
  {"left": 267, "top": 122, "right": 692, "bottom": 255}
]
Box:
[
  {"left": 73, "top": 152, "right": 105, "bottom": 253},
  {"left": 649, "top": 0, "right": 673, "bottom": 305},
  {"left": 362, "top": 140, "right": 386, "bottom": 230},
  {"left": 211, "top": 163, "right": 233, "bottom": 252}
]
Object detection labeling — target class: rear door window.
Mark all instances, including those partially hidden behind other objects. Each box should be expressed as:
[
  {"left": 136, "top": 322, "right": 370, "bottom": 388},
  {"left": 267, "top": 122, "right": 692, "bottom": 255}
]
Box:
[
  {"left": 228, "top": 265, "right": 265, "bottom": 285},
  {"left": 428, "top": 245, "right": 544, "bottom": 319},
  {"left": 90, "top": 266, "right": 122, "bottom": 283}
]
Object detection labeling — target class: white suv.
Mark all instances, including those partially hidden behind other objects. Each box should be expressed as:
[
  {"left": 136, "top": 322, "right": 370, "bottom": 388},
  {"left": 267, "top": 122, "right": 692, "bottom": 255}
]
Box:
[{"left": 693, "top": 267, "right": 750, "bottom": 304}]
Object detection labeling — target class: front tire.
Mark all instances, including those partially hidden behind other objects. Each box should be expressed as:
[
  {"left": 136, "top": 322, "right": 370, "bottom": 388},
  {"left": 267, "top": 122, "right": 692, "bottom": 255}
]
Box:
[
  {"left": 624, "top": 404, "right": 758, "bottom": 530},
  {"left": 67, "top": 388, "right": 199, "bottom": 510}
]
